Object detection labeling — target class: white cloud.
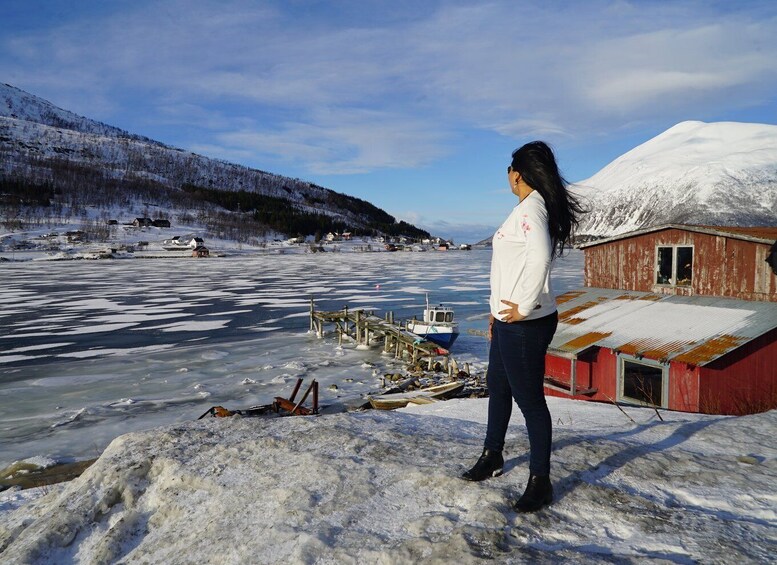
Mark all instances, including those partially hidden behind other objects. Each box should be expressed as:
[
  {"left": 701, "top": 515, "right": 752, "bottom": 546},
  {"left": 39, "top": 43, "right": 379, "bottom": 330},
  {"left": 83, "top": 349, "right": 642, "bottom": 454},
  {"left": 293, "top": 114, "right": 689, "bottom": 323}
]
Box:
[
  {"left": 201, "top": 108, "right": 449, "bottom": 174},
  {"left": 1, "top": 0, "right": 775, "bottom": 174}
]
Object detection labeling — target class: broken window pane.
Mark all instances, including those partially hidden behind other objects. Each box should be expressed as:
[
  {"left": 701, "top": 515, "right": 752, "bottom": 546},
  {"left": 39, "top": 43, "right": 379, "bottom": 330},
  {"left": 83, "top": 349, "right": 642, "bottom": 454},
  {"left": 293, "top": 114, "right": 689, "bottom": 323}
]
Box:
[
  {"left": 623, "top": 360, "right": 663, "bottom": 406},
  {"left": 656, "top": 247, "right": 673, "bottom": 284},
  {"left": 676, "top": 247, "right": 693, "bottom": 286}
]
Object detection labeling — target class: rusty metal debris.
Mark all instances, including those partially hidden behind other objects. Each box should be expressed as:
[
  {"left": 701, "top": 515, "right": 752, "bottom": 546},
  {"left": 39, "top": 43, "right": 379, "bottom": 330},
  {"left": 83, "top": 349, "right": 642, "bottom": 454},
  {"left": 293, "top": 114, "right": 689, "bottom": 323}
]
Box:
[{"left": 197, "top": 378, "right": 319, "bottom": 420}]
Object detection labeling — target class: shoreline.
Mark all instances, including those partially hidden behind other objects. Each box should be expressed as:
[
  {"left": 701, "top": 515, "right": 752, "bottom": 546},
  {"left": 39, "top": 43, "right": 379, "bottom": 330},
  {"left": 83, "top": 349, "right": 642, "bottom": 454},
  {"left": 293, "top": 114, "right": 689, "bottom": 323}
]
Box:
[{"left": 0, "top": 459, "right": 97, "bottom": 491}]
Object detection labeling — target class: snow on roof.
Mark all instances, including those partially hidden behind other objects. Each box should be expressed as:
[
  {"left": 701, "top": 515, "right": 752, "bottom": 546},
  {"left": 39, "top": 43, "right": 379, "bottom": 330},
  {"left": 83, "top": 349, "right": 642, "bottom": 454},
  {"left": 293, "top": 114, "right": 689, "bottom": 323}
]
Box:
[
  {"left": 578, "top": 224, "right": 777, "bottom": 248},
  {"left": 550, "top": 287, "right": 777, "bottom": 365}
]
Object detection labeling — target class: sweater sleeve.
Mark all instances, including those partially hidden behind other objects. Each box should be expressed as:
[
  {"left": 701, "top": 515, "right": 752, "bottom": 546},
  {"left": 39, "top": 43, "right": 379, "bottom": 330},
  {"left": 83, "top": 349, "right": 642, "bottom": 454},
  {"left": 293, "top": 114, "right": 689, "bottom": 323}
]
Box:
[{"left": 516, "top": 199, "right": 552, "bottom": 316}]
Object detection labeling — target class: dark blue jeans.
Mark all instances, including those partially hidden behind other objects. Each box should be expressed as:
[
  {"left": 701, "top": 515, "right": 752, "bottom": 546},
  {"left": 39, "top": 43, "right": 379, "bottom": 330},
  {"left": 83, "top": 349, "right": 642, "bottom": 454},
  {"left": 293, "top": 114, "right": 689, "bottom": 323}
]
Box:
[{"left": 485, "top": 312, "right": 558, "bottom": 476}]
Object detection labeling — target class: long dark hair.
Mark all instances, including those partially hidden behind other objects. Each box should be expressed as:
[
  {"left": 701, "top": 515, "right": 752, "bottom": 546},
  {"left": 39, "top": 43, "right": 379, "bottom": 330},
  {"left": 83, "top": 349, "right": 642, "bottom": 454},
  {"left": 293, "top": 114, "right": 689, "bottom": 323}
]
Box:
[{"left": 511, "top": 141, "right": 585, "bottom": 258}]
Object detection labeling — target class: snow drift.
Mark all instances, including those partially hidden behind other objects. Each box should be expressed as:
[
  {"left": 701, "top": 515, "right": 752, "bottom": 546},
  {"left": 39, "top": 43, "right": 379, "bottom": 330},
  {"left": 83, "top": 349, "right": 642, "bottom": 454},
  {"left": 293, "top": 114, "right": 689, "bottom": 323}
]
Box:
[{"left": 1, "top": 398, "right": 774, "bottom": 563}]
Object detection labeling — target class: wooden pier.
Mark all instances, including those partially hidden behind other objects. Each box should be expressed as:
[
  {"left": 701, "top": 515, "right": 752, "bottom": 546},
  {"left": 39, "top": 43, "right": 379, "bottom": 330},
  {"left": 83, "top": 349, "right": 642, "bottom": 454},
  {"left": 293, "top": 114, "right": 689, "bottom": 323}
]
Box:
[{"left": 309, "top": 298, "right": 458, "bottom": 373}]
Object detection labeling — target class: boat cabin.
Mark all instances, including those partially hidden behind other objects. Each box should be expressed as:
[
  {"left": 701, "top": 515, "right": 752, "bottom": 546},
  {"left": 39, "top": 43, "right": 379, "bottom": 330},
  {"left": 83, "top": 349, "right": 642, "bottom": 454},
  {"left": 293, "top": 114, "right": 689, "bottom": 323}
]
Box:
[{"left": 425, "top": 305, "right": 454, "bottom": 324}]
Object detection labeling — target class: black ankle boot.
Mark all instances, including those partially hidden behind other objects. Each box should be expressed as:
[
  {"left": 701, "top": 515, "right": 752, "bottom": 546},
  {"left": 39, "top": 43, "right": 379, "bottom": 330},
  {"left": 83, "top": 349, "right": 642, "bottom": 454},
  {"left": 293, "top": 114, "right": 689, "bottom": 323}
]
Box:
[
  {"left": 461, "top": 448, "right": 504, "bottom": 481},
  {"left": 512, "top": 474, "right": 553, "bottom": 512}
]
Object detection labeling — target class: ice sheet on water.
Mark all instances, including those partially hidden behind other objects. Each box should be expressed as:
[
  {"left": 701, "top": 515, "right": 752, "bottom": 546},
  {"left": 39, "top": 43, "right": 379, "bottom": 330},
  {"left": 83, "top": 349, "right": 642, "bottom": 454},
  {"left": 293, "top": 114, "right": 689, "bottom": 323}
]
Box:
[
  {"left": 57, "top": 344, "right": 177, "bottom": 359},
  {"left": 61, "top": 323, "right": 141, "bottom": 335},
  {"left": 3, "top": 342, "right": 75, "bottom": 353},
  {"left": 0, "top": 251, "right": 584, "bottom": 470},
  {"left": 135, "top": 320, "right": 230, "bottom": 332},
  {"left": 396, "top": 285, "right": 432, "bottom": 294},
  {"left": 0, "top": 354, "right": 49, "bottom": 364}
]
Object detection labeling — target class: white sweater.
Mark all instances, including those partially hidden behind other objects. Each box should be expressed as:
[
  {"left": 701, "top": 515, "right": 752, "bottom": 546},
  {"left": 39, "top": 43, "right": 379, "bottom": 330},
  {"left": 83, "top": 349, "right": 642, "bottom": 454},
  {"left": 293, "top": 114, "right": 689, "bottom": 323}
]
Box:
[{"left": 489, "top": 190, "right": 556, "bottom": 321}]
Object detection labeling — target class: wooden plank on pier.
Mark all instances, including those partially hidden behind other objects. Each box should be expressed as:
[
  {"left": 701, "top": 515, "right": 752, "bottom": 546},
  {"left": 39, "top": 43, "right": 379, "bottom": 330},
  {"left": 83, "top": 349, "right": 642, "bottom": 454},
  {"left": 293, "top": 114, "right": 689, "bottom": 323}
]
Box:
[{"left": 310, "top": 305, "right": 449, "bottom": 359}]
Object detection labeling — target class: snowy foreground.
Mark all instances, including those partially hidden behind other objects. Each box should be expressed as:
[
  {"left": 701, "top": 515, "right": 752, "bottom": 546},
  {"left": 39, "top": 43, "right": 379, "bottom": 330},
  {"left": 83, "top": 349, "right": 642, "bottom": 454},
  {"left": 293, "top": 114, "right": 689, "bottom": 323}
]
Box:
[{"left": 1, "top": 398, "right": 775, "bottom": 564}]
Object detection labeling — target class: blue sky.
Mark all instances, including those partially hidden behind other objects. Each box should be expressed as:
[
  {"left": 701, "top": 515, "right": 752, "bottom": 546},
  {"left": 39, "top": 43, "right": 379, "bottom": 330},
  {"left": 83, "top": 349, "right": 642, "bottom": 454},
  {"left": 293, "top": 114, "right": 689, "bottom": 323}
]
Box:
[{"left": 2, "top": 0, "right": 776, "bottom": 243}]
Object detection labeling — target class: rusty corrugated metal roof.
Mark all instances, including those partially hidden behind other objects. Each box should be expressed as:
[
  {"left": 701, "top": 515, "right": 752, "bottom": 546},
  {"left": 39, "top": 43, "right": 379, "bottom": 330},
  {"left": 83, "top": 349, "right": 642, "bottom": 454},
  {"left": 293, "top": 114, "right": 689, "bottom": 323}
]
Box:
[{"left": 550, "top": 287, "right": 777, "bottom": 366}]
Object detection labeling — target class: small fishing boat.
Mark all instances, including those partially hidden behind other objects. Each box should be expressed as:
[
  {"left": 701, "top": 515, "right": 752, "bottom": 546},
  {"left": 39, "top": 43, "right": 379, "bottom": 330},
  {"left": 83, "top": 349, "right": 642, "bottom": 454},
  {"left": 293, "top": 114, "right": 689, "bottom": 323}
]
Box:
[
  {"left": 406, "top": 296, "right": 460, "bottom": 349},
  {"left": 368, "top": 381, "right": 465, "bottom": 410}
]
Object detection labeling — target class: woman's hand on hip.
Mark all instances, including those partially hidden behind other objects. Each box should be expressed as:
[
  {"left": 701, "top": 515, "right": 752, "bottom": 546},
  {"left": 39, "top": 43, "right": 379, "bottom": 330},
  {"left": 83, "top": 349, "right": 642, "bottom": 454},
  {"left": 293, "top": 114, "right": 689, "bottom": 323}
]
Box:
[{"left": 499, "top": 300, "right": 527, "bottom": 323}]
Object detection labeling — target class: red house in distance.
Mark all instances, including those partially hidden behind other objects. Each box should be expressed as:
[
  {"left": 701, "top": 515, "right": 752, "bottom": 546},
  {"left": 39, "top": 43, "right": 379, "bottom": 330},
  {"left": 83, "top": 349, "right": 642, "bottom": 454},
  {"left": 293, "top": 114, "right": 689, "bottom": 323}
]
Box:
[{"left": 544, "top": 224, "right": 777, "bottom": 415}]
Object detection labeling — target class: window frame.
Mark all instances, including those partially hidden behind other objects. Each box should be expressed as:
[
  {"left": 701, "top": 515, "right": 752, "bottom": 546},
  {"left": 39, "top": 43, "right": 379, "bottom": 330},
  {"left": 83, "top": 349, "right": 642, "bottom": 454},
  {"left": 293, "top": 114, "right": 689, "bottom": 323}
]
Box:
[
  {"left": 654, "top": 244, "right": 694, "bottom": 287},
  {"left": 617, "top": 354, "right": 668, "bottom": 408}
]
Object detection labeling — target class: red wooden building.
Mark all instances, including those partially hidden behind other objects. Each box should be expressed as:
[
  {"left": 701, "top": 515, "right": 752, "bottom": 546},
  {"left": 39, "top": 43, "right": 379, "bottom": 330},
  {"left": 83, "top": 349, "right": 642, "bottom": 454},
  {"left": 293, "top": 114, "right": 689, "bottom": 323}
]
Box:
[{"left": 544, "top": 224, "right": 777, "bottom": 415}]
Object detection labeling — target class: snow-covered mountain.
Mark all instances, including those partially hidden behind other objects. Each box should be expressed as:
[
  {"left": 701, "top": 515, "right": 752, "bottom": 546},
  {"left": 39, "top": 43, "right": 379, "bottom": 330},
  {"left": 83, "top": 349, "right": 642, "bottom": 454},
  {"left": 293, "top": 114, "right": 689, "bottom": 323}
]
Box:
[
  {"left": 0, "top": 83, "right": 427, "bottom": 238},
  {"left": 1, "top": 83, "right": 156, "bottom": 143},
  {"left": 574, "top": 121, "right": 777, "bottom": 237}
]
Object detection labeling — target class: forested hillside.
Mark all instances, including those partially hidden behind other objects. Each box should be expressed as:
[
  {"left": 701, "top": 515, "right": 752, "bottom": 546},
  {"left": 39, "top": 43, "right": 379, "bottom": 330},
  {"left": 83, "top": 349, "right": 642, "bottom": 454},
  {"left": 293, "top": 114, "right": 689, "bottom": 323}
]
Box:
[{"left": 0, "top": 83, "right": 430, "bottom": 241}]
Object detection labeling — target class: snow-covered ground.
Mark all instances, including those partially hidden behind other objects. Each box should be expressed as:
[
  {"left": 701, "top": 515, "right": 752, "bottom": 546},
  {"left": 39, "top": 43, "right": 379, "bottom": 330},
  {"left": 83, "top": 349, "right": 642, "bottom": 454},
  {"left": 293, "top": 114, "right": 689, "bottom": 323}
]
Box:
[
  {"left": 1, "top": 397, "right": 774, "bottom": 563},
  {"left": 0, "top": 216, "right": 411, "bottom": 262}
]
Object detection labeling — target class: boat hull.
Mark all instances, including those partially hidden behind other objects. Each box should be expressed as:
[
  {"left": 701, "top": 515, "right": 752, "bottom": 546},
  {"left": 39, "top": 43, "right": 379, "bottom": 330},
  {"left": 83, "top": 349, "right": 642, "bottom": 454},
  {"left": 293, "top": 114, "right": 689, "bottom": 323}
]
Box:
[
  {"left": 369, "top": 381, "right": 465, "bottom": 410},
  {"left": 406, "top": 322, "right": 459, "bottom": 349}
]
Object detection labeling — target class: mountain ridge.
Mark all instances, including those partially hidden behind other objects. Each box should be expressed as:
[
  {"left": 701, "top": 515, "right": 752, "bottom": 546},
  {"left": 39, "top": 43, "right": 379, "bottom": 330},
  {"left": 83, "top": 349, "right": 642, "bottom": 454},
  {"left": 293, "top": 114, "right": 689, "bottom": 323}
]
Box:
[
  {"left": 0, "top": 83, "right": 429, "bottom": 240},
  {"left": 574, "top": 120, "right": 777, "bottom": 237},
  {"left": 1, "top": 82, "right": 160, "bottom": 144}
]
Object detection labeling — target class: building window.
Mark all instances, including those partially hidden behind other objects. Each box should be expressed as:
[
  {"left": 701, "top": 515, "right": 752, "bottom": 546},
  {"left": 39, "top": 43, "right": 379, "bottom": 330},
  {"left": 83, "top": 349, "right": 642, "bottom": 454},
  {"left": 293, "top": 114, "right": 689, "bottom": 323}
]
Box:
[
  {"left": 620, "top": 358, "right": 666, "bottom": 407},
  {"left": 655, "top": 246, "right": 693, "bottom": 286},
  {"left": 657, "top": 247, "right": 673, "bottom": 284}
]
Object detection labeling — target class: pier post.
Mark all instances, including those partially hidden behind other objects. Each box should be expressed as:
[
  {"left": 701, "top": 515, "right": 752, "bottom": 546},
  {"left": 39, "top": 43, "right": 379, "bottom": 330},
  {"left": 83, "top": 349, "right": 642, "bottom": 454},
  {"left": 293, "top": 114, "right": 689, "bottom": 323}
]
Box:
[{"left": 309, "top": 296, "right": 314, "bottom": 332}]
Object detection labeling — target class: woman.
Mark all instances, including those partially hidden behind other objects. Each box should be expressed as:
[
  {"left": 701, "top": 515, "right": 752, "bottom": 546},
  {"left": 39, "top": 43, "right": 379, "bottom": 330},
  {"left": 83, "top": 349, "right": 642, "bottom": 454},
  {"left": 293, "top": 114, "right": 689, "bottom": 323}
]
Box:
[{"left": 462, "top": 141, "right": 583, "bottom": 513}]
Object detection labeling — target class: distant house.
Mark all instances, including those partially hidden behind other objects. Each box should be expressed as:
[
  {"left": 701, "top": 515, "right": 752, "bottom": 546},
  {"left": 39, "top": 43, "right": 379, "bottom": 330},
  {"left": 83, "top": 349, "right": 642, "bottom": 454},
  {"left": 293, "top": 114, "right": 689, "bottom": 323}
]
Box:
[
  {"left": 106, "top": 219, "right": 118, "bottom": 225},
  {"left": 189, "top": 237, "right": 205, "bottom": 248},
  {"left": 342, "top": 232, "right": 352, "bottom": 241},
  {"left": 544, "top": 224, "right": 777, "bottom": 415},
  {"left": 192, "top": 246, "right": 209, "bottom": 258},
  {"left": 133, "top": 217, "right": 153, "bottom": 228},
  {"left": 65, "top": 230, "right": 85, "bottom": 242},
  {"left": 152, "top": 219, "right": 171, "bottom": 228}
]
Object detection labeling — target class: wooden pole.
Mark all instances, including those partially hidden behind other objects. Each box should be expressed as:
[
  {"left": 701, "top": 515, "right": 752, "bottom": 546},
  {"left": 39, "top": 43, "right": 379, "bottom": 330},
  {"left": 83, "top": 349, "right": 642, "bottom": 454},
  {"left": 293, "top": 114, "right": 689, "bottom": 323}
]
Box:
[{"left": 309, "top": 296, "right": 314, "bottom": 332}]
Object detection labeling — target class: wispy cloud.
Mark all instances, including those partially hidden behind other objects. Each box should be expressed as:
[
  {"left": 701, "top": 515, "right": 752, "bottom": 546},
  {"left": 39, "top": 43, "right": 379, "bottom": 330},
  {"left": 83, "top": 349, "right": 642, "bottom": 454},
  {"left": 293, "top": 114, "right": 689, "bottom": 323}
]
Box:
[{"left": 1, "top": 0, "right": 775, "bottom": 177}]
